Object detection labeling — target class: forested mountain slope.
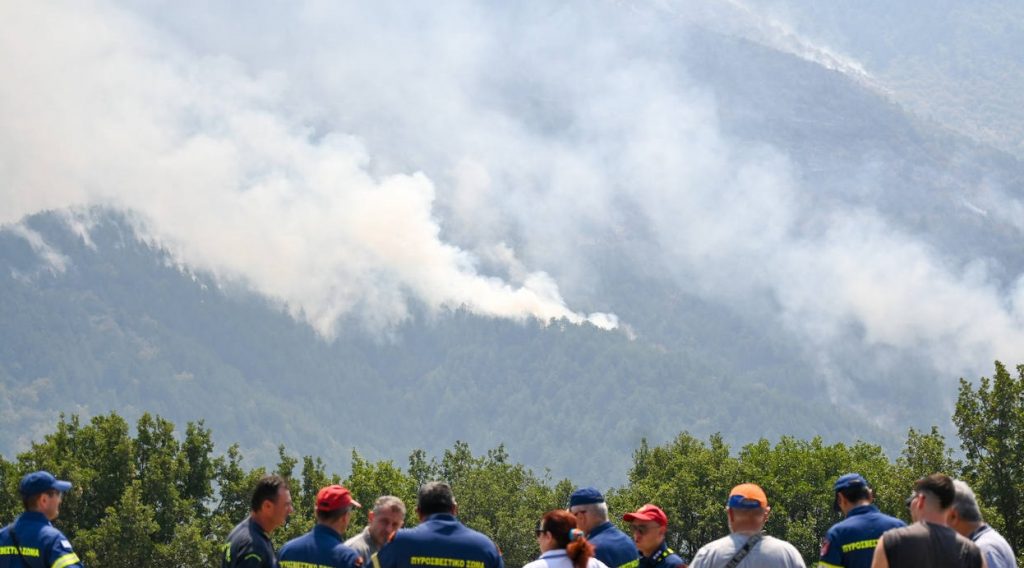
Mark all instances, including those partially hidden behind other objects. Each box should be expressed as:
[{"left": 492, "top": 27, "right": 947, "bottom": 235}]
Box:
[{"left": 3, "top": 8, "right": 1024, "bottom": 485}]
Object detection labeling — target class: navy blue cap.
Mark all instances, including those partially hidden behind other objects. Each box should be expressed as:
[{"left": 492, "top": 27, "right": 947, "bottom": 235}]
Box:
[
  {"left": 834, "top": 473, "right": 868, "bottom": 492},
  {"left": 568, "top": 487, "right": 605, "bottom": 507},
  {"left": 18, "top": 471, "right": 72, "bottom": 498}
]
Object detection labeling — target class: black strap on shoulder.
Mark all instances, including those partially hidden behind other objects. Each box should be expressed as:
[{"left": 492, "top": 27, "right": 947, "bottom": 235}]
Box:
[
  {"left": 6, "top": 523, "right": 43, "bottom": 568},
  {"left": 724, "top": 533, "right": 763, "bottom": 568}
]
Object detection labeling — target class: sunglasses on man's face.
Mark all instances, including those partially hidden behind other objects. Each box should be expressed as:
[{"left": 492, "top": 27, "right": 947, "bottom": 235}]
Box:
[{"left": 906, "top": 492, "right": 921, "bottom": 508}]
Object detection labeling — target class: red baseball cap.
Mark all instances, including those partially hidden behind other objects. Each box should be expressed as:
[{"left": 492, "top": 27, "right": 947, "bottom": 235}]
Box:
[
  {"left": 623, "top": 504, "right": 668, "bottom": 527},
  {"left": 316, "top": 485, "right": 361, "bottom": 512}
]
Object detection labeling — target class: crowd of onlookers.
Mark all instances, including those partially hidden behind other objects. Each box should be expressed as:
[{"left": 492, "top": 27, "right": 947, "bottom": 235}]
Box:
[{"left": 1, "top": 469, "right": 1014, "bottom": 568}]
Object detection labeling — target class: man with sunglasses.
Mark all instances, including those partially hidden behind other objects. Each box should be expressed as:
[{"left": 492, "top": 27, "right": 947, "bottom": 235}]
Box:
[
  {"left": 0, "top": 470, "right": 83, "bottom": 568},
  {"left": 819, "top": 473, "right": 905, "bottom": 568},
  {"left": 568, "top": 488, "right": 638, "bottom": 568},
  {"left": 622, "top": 505, "right": 684, "bottom": 568},
  {"left": 870, "top": 473, "right": 983, "bottom": 568}
]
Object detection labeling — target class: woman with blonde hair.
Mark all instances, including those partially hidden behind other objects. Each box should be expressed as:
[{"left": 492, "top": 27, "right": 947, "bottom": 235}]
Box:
[{"left": 524, "top": 510, "right": 609, "bottom": 568}]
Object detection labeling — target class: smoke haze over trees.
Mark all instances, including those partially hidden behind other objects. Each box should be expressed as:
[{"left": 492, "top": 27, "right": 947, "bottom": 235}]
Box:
[{"left": 3, "top": 1, "right": 1024, "bottom": 489}]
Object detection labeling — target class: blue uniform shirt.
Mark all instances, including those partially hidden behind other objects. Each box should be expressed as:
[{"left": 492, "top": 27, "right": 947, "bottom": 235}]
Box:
[
  {"left": 223, "top": 517, "right": 279, "bottom": 568},
  {"left": 588, "top": 522, "right": 638, "bottom": 568},
  {"left": 279, "top": 524, "right": 362, "bottom": 568},
  {"left": 0, "top": 511, "right": 83, "bottom": 568},
  {"left": 820, "top": 504, "right": 905, "bottom": 568},
  {"left": 639, "top": 540, "right": 684, "bottom": 568},
  {"left": 372, "top": 513, "right": 503, "bottom": 568}
]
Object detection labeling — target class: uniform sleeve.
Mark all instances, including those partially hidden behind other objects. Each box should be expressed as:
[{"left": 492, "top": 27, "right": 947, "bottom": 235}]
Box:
[
  {"left": 46, "top": 533, "right": 83, "bottom": 568},
  {"left": 372, "top": 539, "right": 397, "bottom": 568},
  {"left": 336, "top": 545, "right": 365, "bottom": 568},
  {"left": 819, "top": 527, "right": 843, "bottom": 568},
  {"left": 226, "top": 542, "right": 273, "bottom": 568}
]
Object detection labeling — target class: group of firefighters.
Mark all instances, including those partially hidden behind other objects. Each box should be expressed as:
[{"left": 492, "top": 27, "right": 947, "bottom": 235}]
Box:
[{"left": 0, "top": 469, "right": 1016, "bottom": 567}]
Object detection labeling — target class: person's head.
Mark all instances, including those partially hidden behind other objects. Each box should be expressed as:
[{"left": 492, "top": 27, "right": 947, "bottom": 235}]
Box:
[
  {"left": 315, "top": 485, "right": 361, "bottom": 533},
  {"left": 947, "top": 479, "right": 984, "bottom": 537},
  {"left": 251, "top": 474, "right": 294, "bottom": 532},
  {"left": 726, "top": 483, "right": 770, "bottom": 535},
  {"left": 908, "top": 473, "right": 955, "bottom": 523},
  {"left": 417, "top": 482, "right": 457, "bottom": 520},
  {"left": 623, "top": 504, "right": 669, "bottom": 556},
  {"left": 833, "top": 473, "right": 874, "bottom": 515},
  {"left": 19, "top": 471, "right": 72, "bottom": 521},
  {"left": 537, "top": 509, "right": 594, "bottom": 568},
  {"left": 567, "top": 487, "right": 608, "bottom": 534},
  {"left": 368, "top": 495, "right": 407, "bottom": 546}
]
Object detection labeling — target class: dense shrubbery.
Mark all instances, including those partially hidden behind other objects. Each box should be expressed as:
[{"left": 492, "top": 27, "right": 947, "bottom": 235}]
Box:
[{"left": 2, "top": 361, "right": 1021, "bottom": 567}]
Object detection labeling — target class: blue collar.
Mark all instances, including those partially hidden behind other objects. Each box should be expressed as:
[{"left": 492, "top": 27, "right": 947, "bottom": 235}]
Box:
[
  {"left": 847, "top": 504, "right": 879, "bottom": 517},
  {"left": 425, "top": 513, "right": 458, "bottom": 523},
  {"left": 643, "top": 540, "right": 671, "bottom": 560},
  {"left": 588, "top": 521, "right": 615, "bottom": 538},
  {"left": 969, "top": 524, "right": 991, "bottom": 542},
  {"left": 15, "top": 511, "right": 50, "bottom": 526},
  {"left": 314, "top": 523, "right": 344, "bottom": 541},
  {"left": 248, "top": 516, "right": 272, "bottom": 540}
]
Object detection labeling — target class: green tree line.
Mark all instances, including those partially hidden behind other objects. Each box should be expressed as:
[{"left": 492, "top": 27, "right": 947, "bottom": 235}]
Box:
[{"left": 1, "top": 361, "right": 1022, "bottom": 567}]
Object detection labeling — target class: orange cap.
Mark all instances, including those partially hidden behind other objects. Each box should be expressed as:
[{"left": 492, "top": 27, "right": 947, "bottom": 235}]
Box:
[{"left": 727, "top": 483, "right": 768, "bottom": 509}]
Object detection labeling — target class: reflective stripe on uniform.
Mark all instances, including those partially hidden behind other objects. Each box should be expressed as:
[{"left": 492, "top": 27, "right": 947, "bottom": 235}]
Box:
[
  {"left": 840, "top": 539, "right": 878, "bottom": 553},
  {"left": 620, "top": 559, "right": 640, "bottom": 568},
  {"left": 281, "top": 561, "right": 334, "bottom": 568},
  {"left": 819, "top": 561, "right": 843, "bottom": 568},
  {"left": 0, "top": 545, "right": 41, "bottom": 557},
  {"left": 51, "top": 551, "right": 81, "bottom": 568}
]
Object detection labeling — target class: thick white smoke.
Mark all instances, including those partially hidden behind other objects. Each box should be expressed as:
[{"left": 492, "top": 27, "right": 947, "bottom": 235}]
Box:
[
  {"left": 0, "top": 1, "right": 617, "bottom": 336},
  {"left": 1, "top": 0, "right": 1022, "bottom": 382}
]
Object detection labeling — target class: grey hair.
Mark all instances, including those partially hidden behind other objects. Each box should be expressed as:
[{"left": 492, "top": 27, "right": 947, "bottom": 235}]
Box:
[
  {"left": 951, "top": 479, "right": 984, "bottom": 523},
  {"left": 588, "top": 501, "right": 609, "bottom": 522},
  {"left": 373, "top": 495, "right": 407, "bottom": 516}
]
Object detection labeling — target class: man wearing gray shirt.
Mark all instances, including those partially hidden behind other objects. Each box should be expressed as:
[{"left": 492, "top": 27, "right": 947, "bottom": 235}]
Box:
[
  {"left": 948, "top": 480, "right": 1016, "bottom": 568},
  {"left": 689, "top": 483, "right": 805, "bottom": 568},
  {"left": 344, "top": 495, "right": 407, "bottom": 565}
]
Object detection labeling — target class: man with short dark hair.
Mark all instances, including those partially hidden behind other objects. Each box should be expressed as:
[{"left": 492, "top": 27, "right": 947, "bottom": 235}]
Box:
[
  {"left": 622, "top": 504, "right": 685, "bottom": 568},
  {"left": 223, "top": 474, "right": 295, "bottom": 568},
  {"left": 688, "top": 483, "right": 804, "bottom": 568},
  {"left": 569, "top": 487, "right": 638, "bottom": 568},
  {"left": 279, "top": 484, "right": 364, "bottom": 568},
  {"left": 870, "top": 473, "right": 984, "bottom": 568},
  {"left": 345, "top": 496, "right": 407, "bottom": 565},
  {"left": 372, "top": 482, "right": 502, "bottom": 568},
  {"left": 0, "top": 470, "right": 83, "bottom": 568},
  {"left": 947, "top": 480, "right": 1016, "bottom": 568},
  {"left": 819, "top": 473, "right": 905, "bottom": 568}
]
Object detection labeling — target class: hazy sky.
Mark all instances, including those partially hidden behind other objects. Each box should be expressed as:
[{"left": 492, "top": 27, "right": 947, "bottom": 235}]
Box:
[{"left": 2, "top": 1, "right": 1022, "bottom": 387}]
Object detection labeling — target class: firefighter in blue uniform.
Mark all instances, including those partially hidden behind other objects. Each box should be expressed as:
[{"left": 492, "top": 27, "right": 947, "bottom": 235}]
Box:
[
  {"left": 223, "top": 474, "right": 294, "bottom": 568},
  {"left": 568, "top": 487, "right": 638, "bottom": 568},
  {"left": 819, "top": 473, "right": 905, "bottom": 568},
  {"left": 622, "top": 504, "right": 685, "bottom": 568},
  {"left": 372, "top": 482, "right": 503, "bottom": 568},
  {"left": 0, "top": 470, "right": 83, "bottom": 568},
  {"left": 279, "top": 484, "right": 364, "bottom": 568}
]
